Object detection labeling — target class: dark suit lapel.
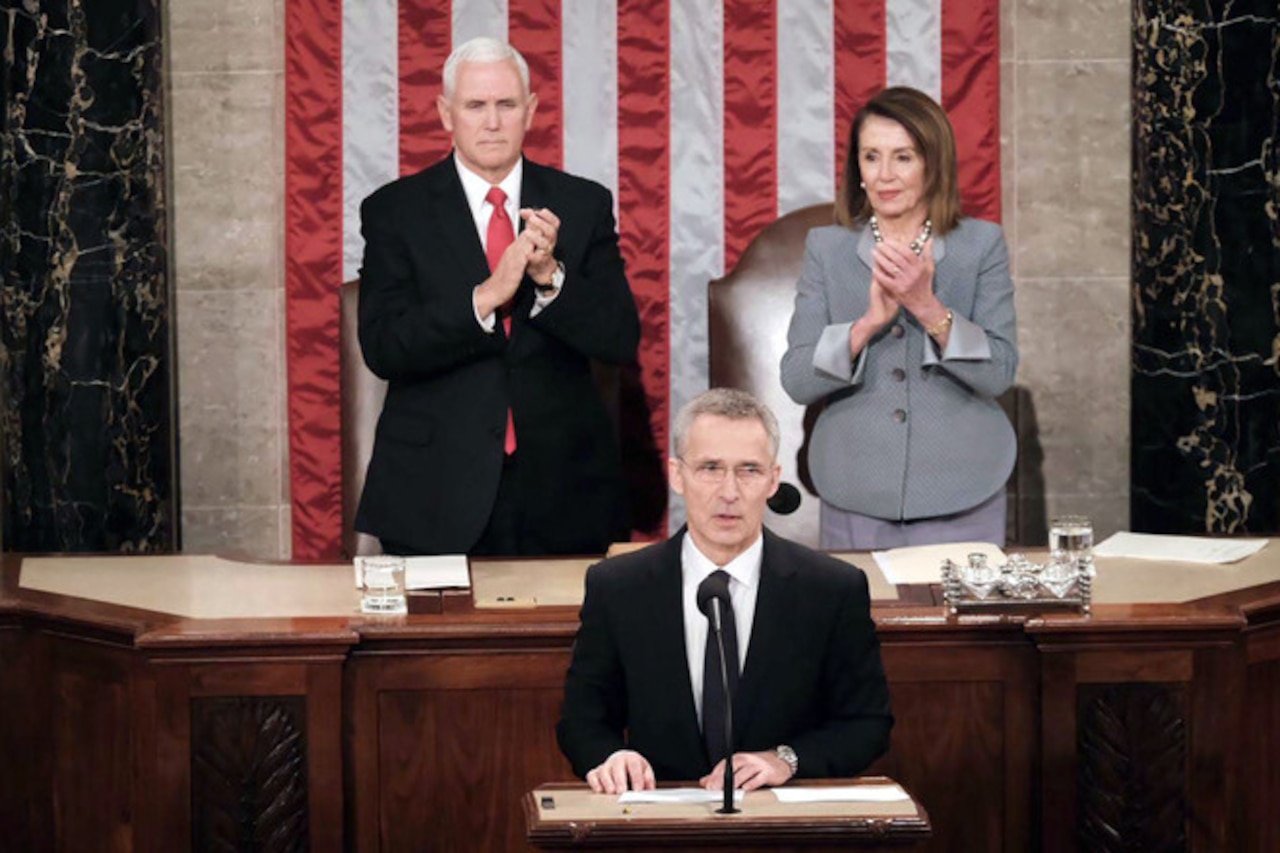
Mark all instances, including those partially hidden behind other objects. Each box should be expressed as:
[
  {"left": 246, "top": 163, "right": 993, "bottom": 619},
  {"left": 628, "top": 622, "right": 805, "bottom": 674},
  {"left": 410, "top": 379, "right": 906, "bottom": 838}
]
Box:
[
  {"left": 421, "top": 156, "right": 493, "bottom": 307},
  {"left": 653, "top": 533, "right": 704, "bottom": 744},
  {"left": 735, "top": 530, "right": 797, "bottom": 745}
]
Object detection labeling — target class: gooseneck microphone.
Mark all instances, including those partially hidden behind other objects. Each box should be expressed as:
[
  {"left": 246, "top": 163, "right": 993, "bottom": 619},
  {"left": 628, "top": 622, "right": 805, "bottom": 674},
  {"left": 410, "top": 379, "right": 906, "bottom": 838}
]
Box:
[{"left": 696, "top": 571, "right": 740, "bottom": 815}]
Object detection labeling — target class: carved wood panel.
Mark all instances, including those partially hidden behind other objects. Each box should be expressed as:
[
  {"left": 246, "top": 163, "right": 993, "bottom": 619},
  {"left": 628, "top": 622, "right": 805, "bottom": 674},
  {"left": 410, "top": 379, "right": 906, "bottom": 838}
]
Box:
[
  {"left": 190, "top": 696, "right": 309, "bottom": 852},
  {"left": 1077, "top": 684, "right": 1188, "bottom": 852}
]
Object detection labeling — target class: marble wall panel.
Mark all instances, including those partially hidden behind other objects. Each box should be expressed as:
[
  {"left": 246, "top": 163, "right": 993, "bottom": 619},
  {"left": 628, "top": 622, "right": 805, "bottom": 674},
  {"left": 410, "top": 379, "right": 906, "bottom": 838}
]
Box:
[
  {"left": 1005, "top": 0, "right": 1132, "bottom": 543},
  {"left": 1, "top": 1, "right": 175, "bottom": 551},
  {"left": 169, "top": 72, "right": 282, "bottom": 292},
  {"left": 1131, "top": 1, "right": 1280, "bottom": 534},
  {"left": 168, "top": 0, "right": 289, "bottom": 556},
  {"left": 176, "top": 290, "right": 281, "bottom": 508},
  {"left": 1014, "top": 60, "right": 1131, "bottom": 280},
  {"left": 181, "top": 506, "right": 282, "bottom": 559},
  {"left": 165, "top": 0, "right": 283, "bottom": 74},
  {"left": 1014, "top": 0, "right": 1131, "bottom": 61}
]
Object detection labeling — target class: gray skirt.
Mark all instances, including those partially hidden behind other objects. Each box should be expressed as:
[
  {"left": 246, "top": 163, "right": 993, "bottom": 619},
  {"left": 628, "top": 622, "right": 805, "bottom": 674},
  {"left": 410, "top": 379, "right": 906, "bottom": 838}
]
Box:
[{"left": 820, "top": 488, "right": 1007, "bottom": 551}]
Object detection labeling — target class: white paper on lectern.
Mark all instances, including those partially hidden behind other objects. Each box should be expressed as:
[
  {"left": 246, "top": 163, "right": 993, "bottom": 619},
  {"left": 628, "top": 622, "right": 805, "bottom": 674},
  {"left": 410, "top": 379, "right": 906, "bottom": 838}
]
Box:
[
  {"left": 873, "top": 542, "right": 1007, "bottom": 585},
  {"left": 1094, "top": 532, "right": 1267, "bottom": 565},
  {"left": 618, "top": 788, "right": 744, "bottom": 804},
  {"left": 352, "top": 555, "right": 471, "bottom": 589},
  {"left": 772, "top": 784, "right": 910, "bottom": 803}
]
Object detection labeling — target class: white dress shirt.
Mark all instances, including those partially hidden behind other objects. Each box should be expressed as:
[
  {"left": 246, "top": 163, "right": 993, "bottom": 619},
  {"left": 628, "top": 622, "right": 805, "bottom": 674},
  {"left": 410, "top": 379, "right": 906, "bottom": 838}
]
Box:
[
  {"left": 681, "top": 532, "right": 762, "bottom": 727},
  {"left": 453, "top": 154, "right": 560, "bottom": 329}
]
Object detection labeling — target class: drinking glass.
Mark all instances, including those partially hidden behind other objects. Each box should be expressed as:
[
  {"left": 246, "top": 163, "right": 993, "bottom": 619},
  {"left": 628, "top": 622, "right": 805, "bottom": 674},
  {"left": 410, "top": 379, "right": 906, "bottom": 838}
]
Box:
[
  {"left": 360, "top": 555, "right": 407, "bottom": 614},
  {"left": 1049, "top": 515, "right": 1094, "bottom": 571}
]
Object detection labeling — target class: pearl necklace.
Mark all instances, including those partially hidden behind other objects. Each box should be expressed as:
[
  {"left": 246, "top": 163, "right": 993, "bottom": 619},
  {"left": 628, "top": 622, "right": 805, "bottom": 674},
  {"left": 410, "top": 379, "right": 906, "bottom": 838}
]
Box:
[{"left": 869, "top": 216, "right": 932, "bottom": 256}]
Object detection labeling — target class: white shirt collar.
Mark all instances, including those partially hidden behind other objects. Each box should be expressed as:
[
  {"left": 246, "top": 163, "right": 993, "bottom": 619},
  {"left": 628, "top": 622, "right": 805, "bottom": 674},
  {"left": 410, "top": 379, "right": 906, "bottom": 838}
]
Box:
[
  {"left": 453, "top": 153, "right": 523, "bottom": 223},
  {"left": 681, "top": 530, "right": 763, "bottom": 591}
]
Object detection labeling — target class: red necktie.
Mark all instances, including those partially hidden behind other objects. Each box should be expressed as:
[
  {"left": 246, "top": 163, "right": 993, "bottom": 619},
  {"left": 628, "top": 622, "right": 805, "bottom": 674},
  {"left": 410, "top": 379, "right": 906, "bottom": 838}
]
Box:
[{"left": 484, "top": 186, "right": 517, "bottom": 455}]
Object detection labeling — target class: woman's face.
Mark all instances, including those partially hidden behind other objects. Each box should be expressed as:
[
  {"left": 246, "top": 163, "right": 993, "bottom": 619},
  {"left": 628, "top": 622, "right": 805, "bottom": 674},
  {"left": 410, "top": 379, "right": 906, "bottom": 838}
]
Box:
[{"left": 857, "top": 114, "right": 928, "bottom": 224}]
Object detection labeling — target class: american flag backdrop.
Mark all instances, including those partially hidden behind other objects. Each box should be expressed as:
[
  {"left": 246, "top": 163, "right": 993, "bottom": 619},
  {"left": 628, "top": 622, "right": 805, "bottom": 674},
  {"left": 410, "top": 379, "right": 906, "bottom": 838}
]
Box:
[{"left": 285, "top": 0, "right": 1001, "bottom": 559}]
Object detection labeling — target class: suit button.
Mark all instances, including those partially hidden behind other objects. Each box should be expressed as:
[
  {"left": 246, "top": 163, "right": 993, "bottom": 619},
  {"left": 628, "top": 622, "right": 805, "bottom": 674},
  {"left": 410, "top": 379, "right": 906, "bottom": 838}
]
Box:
[
  {"left": 892, "top": 409, "right": 907, "bottom": 423},
  {"left": 891, "top": 368, "right": 906, "bottom": 382},
  {"left": 891, "top": 325, "right": 905, "bottom": 338}
]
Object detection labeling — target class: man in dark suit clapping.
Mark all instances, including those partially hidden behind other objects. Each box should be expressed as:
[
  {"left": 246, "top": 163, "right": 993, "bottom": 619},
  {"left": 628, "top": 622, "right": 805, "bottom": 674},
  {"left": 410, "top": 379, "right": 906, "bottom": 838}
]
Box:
[
  {"left": 355, "top": 37, "right": 639, "bottom": 557},
  {"left": 557, "top": 389, "right": 893, "bottom": 792}
]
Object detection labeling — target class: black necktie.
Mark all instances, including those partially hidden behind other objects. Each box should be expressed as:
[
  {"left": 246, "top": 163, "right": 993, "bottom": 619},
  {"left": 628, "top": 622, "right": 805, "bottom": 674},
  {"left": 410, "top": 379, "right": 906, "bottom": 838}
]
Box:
[{"left": 702, "top": 569, "right": 740, "bottom": 765}]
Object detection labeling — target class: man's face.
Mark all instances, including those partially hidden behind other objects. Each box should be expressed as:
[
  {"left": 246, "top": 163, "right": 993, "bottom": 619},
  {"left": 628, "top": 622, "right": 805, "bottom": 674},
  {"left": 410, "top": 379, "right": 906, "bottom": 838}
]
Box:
[
  {"left": 438, "top": 59, "right": 537, "bottom": 184},
  {"left": 670, "top": 414, "right": 780, "bottom": 566}
]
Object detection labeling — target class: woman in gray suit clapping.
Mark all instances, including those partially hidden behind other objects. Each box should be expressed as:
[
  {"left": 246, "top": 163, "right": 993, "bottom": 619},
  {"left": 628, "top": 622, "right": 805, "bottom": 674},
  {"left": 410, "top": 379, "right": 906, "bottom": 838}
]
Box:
[{"left": 780, "top": 86, "right": 1017, "bottom": 550}]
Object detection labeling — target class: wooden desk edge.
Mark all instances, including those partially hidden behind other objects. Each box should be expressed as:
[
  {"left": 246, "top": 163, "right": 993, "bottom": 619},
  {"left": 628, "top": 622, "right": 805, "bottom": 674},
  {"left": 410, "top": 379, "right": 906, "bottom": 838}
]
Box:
[{"left": 523, "top": 778, "right": 932, "bottom": 847}]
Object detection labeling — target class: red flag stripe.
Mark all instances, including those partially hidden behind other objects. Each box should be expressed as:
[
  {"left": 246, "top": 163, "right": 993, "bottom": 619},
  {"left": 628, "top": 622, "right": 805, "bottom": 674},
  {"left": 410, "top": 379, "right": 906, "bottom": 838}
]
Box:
[
  {"left": 285, "top": 0, "right": 344, "bottom": 559},
  {"left": 833, "top": 0, "right": 887, "bottom": 187},
  {"left": 398, "top": 0, "right": 452, "bottom": 176},
  {"left": 510, "top": 0, "right": 564, "bottom": 169},
  {"left": 616, "top": 0, "right": 672, "bottom": 480},
  {"left": 723, "top": 0, "right": 779, "bottom": 269},
  {"left": 942, "top": 0, "right": 1001, "bottom": 222}
]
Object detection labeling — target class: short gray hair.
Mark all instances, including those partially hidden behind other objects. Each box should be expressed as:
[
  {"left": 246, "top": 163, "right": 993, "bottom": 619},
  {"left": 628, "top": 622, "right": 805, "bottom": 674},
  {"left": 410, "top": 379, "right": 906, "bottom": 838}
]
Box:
[
  {"left": 442, "top": 37, "right": 531, "bottom": 99},
  {"left": 672, "top": 388, "right": 781, "bottom": 459}
]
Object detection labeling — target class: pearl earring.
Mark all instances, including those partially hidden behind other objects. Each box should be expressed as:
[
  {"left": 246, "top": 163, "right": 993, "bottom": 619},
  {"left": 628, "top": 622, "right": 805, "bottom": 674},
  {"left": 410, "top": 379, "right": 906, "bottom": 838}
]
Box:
[{"left": 859, "top": 181, "right": 865, "bottom": 189}]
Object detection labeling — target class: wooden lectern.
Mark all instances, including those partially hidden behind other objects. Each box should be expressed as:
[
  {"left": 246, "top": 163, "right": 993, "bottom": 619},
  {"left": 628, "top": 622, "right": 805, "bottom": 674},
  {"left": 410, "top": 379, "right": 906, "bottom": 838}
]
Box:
[{"left": 524, "top": 778, "right": 930, "bottom": 851}]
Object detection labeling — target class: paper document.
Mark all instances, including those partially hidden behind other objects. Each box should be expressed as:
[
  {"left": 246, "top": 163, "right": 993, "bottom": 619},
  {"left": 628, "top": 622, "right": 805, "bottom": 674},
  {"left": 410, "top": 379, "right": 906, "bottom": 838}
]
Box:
[
  {"left": 773, "top": 783, "right": 910, "bottom": 804},
  {"left": 618, "top": 788, "right": 743, "bottom": 805},
  {"left": 872, "top": 541, "right": 1007, "bottom": 585},
  {"left": 1094, "top": 532, "right": 1267, "bottom": 565},
  {"left": 352, "top": 555, "right": 471, "bottom": 589}
]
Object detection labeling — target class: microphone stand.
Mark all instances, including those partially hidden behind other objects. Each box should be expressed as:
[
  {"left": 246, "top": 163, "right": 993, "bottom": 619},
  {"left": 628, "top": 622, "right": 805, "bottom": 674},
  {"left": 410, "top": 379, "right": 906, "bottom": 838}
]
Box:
[{"left": 710, "top": 599, "right": 740, "bottom": 815}]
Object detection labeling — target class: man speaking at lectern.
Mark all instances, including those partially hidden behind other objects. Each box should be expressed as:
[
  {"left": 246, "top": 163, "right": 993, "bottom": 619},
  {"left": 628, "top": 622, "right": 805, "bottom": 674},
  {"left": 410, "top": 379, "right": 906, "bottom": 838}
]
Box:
[{"left": 557, "top": 389, "right": 893, "bottom": 793}]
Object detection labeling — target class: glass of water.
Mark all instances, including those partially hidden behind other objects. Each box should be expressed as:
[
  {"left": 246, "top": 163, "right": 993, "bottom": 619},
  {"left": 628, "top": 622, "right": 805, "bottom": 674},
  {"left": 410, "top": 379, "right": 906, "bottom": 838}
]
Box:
[
  {"left": 360, "top": 555, "right": 407, "bottom": 614},
  {"left": 1049, "top": 515, "right": 1094, "bottom": 571}
]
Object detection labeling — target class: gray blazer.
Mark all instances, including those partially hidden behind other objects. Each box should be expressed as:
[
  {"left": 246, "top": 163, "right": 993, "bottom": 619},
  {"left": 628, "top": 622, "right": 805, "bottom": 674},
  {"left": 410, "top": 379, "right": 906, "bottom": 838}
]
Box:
[{"left": 779, "top": 218, "right": 1017, "bottom": 520}]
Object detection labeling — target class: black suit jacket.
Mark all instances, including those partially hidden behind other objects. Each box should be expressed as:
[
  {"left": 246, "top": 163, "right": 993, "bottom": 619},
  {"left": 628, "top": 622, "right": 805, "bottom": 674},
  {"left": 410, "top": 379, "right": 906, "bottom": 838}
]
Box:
[
  {"left": 557, "top": 529, "right": 894, "bottom": 781},
  {"left": 354, "top": 156, "right": 640, "bottom": 554}
]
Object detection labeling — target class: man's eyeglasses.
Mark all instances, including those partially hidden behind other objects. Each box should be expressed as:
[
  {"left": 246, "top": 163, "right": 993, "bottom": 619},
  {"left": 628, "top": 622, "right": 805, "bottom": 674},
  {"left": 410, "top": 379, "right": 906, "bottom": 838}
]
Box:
[{"left": 678, "top": 458, "right": 771, "bottom": 487}]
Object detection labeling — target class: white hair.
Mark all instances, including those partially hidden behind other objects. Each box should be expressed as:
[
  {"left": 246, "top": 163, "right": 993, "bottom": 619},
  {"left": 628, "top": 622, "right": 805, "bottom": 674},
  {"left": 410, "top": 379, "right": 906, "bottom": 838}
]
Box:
[
  {"left": 672, "top": 388, "right": 781, "bottom": 459},
  {"left": 441, "top": 37, "right": 531, "bottom": 99}
]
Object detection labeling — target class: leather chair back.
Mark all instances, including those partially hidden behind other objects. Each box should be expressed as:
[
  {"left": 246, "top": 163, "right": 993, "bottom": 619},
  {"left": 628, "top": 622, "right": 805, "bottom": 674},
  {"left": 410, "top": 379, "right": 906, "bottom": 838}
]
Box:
[
  {"left": 340, "top": 280, "right": 385, "bottom": 557},
  {"left": 709, "top": 204, "right": 834, "bottom": 547}
]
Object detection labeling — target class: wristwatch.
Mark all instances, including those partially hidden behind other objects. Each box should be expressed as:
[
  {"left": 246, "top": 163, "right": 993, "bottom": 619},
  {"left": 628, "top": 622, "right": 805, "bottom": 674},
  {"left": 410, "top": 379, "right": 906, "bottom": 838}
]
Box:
[
  {"left": 535, "top": 261, "right": 565, "bottom": 295},
  {"left": 775, "top": 744, "right": 799, "bottom": 778}
]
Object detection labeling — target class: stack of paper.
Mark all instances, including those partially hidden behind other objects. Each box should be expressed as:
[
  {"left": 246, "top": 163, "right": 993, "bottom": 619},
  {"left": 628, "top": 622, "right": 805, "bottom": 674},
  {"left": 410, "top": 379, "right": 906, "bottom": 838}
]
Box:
[{"left": 1093, "top": 532, "right": 1266, "bottom": 564}]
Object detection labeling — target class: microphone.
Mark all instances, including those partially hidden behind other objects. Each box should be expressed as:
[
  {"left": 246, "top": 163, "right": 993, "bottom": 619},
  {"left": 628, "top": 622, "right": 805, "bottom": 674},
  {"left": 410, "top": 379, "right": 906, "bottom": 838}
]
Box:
[
  {"left": 767, "top": 482, "right": 802, "bottom": 516},
  {"left": 696, "top": 572, "right": 740, "bottom": 815},
  {"left": 696, "top": 571, "right": 731, "bottom": 621}
]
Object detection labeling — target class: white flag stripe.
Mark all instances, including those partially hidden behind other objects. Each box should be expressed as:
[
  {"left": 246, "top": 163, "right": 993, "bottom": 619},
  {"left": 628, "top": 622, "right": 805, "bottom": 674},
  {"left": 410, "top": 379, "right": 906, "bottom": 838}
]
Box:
[
  {"left": 669, "top": 0, "right": 724, "bottom": 426},
  {"left": 453, "top": 0, "right": 507, "bottom": 46},
  {"left": 668, "top": 0, "right": 725, "bottom": 531},
  {"left": 777, "top": 0, "right": 836, "bottom": 215},
  {"left": 562, "top": 0, "right": 619, "bottom": 202},
  {"left": 886, "top": 0, "right": 943, "bottom": 102},
  {"left": 342, "top": 0, "right": 401, "bottom": 282}
]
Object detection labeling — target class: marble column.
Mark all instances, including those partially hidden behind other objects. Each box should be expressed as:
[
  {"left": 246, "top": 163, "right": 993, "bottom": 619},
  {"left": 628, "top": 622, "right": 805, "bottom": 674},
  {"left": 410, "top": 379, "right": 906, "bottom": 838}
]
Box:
[
  {"left": 0, "top": 2, "right": 174, "bottom": 551},
  {"left": 1131, "top": 0, "right": 1279, "bottom": 534}
]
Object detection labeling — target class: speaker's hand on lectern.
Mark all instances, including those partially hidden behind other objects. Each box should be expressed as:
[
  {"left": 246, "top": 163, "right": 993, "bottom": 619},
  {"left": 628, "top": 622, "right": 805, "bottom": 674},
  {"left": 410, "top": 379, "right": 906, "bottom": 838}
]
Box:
[
  {"left": 700, "top": 751, "right": 794, "bottom": 792},
  {"left": 586, "top": 749, "right": 656, "bottom": 794}
]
